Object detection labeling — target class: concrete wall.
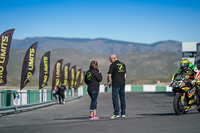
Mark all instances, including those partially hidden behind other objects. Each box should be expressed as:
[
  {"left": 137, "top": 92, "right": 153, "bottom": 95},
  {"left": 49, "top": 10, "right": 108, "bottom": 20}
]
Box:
[{"left": 77, "top": 84, "right": 172, "bottom": 94}]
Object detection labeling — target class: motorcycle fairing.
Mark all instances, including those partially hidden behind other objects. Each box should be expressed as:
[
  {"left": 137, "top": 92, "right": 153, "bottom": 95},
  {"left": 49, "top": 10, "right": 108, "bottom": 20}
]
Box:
[{"left": 181, "top": 87, "right": 190, "bottom": 92}]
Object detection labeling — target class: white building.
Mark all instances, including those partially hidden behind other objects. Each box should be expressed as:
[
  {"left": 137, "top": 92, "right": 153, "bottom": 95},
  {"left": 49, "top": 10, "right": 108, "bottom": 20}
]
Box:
[
  {"left": 195, "top": 43, "right": 200, "bottom": 68},
  {"left": 182, "top": 42, "right": 199, "bottom": 64}
]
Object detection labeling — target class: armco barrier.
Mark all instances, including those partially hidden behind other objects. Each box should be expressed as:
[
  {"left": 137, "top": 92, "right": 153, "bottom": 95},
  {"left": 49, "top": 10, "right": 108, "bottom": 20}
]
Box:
[
  {"left": 0, "top": 86, "right": 87, "bottom": 108},
  {"left": 0, "top": 100, "right": 56, "bottom": 115},
  {"left": 0, "top": 88, "right": 81, "bottom": 107},
  {"left": 0, "top": 88, "right": 80, "bottom": 115},
  {"left": 0, "top": 96, "right": 80, "bottom": 115},
  {"left": 0, "top": 90, "right": 52, "bottom": 107}
]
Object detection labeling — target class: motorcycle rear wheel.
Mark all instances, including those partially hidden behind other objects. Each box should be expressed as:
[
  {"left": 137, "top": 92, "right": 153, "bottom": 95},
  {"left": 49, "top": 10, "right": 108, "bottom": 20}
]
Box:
[{"left": 173, "top": 94, "right": 185, "bottom": 115}]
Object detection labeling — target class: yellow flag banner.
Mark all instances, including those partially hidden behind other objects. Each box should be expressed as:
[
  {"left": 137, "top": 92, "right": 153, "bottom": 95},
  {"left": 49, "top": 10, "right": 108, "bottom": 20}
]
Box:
[
  {"left": 0, "top": 29, "right": 15, "bottom": 86},
  {"left": 78, "top": 71, "right": 85, "bottom": 88},
  {"left": 68, "top": 65, "right": 76, "bottom": 89},
  {"left": 61, "top": 63, "right": 70, "bottom": 86},
  {"left": 74, "top": 69, "right": 82, "bottom": 89},
  {"left": 39, "top": 51, "right": 50, "bottom": 89},
  {"left": 52, "top": 59, "right": 63, "bottom": 90},
  {"left": 20, "top": 42, "right": 38, "bottom": 90}
]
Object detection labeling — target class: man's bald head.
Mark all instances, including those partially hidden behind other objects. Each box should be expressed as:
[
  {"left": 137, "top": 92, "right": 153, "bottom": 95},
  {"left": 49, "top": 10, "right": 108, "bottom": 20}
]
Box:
[{"left": 109, "top": 54, "right": 118, "bottom": 63}]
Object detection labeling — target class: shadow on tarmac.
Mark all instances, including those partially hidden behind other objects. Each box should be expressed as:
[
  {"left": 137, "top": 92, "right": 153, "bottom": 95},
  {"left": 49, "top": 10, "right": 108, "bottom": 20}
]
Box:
[
  {"left": 140, "top": 113, "right": 175, "bottom": 116},
  {"left": 140, "top": 111, "right": 200, "bottom": 117},
  {"left": 143, "top": 92, "right": 174, "bottom": 97},
  {"left": 54, "top": 117, "right": 89, "bottom": 120},
  {"left": 54, "top": 116, "right": 129, "bottom": 123}
]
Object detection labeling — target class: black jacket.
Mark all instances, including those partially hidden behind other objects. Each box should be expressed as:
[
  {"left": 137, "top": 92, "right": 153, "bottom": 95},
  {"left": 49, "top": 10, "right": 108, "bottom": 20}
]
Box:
[
  {"left": 59, "top": 85, "right": 66, "bottom": 94},
  {"left": 84, "top": 68, "right": 102, "bottom": 91}
]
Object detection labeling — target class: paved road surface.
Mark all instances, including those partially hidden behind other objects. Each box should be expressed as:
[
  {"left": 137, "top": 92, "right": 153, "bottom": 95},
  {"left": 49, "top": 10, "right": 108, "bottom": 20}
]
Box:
[{"left": 0, "top": 92, "right": 200, "bottom": 133}]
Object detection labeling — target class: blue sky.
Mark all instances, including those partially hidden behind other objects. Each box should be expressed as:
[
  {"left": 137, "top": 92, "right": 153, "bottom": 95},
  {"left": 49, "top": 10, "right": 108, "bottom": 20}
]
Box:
[{"left": 0, "top": 0, "right": 200, "bottom": 43}]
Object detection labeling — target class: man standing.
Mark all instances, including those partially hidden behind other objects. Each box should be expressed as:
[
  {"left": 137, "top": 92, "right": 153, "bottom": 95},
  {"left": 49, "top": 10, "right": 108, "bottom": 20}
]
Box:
[
  {"left": 108, "top": 54, "right": 126, "bottom": 119},
  {"left": 59, "top": 82, "right": 66, "bottom": 104}
]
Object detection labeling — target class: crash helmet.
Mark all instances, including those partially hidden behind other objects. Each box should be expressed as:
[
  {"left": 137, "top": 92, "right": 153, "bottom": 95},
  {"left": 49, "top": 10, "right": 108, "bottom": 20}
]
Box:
[{"left": 180, "top": 59, "right": 189, "bottom": 70}]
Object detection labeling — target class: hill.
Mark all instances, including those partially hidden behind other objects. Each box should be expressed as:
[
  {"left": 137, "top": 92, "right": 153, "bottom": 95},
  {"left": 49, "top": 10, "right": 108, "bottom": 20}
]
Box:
[
  {"left": 11, "top": 37, "right": 182, "bottom": 54},
  {"left": 5, "top": 48, "right": 181, "bottom": 87},
  {"left": 3, "top": 37, "right": 183, "bottom": 87}
]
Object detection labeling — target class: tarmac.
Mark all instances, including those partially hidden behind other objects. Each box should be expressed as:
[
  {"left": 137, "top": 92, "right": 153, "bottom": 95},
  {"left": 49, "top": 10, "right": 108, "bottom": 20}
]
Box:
[{"left": 0, "top": 92, "right": 200, "bottom": 133}]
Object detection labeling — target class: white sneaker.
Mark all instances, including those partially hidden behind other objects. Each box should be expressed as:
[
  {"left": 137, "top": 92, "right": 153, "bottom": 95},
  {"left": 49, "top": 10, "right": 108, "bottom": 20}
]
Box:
[
  {"left": 121, "top": 115, "right": 126, "bottom": 118},
  {"left": 63, "top": 101, "right": 65, "bottom": 104},
  {"left": 110, "top": 115, "right": 120, "bottom": 119}
]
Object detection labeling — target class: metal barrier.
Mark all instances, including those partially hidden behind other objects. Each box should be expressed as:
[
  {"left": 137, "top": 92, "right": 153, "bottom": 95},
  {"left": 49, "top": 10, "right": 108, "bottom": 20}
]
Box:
[
  {"left": 0, "top": 90, "right": 52, "bottom": 107},
  {"left": 0, "top": 96, "right": 80, "bottom": 116},
  {"left": 0, "top": 100, "right": 56, "bottom": 115},
  {"left": 0, "top": 89, "right": 81, "bottom": 115}
]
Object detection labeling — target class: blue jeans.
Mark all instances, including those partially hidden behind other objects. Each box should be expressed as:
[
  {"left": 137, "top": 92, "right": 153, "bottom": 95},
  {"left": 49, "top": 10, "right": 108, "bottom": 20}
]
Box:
[
  {"left": 88, "top": 91, "right": 99, "bottom": 111},
  {"left": 112, "top": 86, "right": 126, "bottom": 115}
]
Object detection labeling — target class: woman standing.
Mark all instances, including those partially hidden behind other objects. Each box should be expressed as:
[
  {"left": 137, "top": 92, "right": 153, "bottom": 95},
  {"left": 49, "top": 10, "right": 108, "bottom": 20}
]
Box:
[{"left": 85, "top": 61, "right": 102, "bottom": 120}]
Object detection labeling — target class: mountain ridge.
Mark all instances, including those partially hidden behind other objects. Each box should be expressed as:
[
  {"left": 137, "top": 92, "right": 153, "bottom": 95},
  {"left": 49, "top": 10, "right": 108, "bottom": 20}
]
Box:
[
  {"left": 4, "top": 37, "right": 182, "bottom": 86},
  {"left": 11, "top": 37, "right": 182, "bottom": 54},
  {"left": 6, "top": 48, "right": 181, "bottom": 86}
]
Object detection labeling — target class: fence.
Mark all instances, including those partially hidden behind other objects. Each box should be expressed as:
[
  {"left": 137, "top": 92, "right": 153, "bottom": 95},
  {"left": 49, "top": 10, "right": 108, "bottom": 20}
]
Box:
[
  {"left": 0, "top": 86, "right": 89, "bottom": 107},
  {"left": 0, "top": 90, "right": 51, "bottom": 107},
  {"left": 0, "top": 87, "right": 86, "bottom": 115}
]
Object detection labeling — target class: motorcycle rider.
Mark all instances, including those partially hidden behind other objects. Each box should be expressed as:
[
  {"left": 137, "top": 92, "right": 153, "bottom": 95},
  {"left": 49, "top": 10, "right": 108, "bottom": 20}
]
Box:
[{"left": 172, "top": 59, "right": 200, "bottom": 100}]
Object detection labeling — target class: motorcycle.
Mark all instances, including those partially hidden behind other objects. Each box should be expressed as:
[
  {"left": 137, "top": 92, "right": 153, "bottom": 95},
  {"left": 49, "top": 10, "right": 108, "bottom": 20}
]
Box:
[{"left": 170, "top": 72, "right": 200, "bottom": 115}]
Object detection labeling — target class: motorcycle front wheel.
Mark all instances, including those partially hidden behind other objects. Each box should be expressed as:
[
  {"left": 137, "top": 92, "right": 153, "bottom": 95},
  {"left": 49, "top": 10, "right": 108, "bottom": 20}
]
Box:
[
  {"left": 173, "top": 94, "right": 185, "bottom": 115},
  {"left": 197, "top": 103, "right": 200, "bottom": 112}
]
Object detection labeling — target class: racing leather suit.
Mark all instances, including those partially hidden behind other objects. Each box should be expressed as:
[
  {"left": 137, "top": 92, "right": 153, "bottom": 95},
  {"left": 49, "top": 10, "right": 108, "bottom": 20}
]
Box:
[{"left": 172, "top": 62, "right": 200, "bottom": 95}]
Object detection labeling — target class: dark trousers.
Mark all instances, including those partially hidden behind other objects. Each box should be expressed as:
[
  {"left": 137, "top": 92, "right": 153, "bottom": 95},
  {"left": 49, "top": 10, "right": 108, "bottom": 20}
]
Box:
[
  {"left": 88, "top": 91, "right": 99, "bottom": 111},
  {"left": 112, "top": 86, "right": 126, "bottom": 115},
  {"left": 53, "top": 93, "right": 58, "bottom": 100},
  {"left": 59, "top": 93, "right": 65, "bottom": 104}
]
